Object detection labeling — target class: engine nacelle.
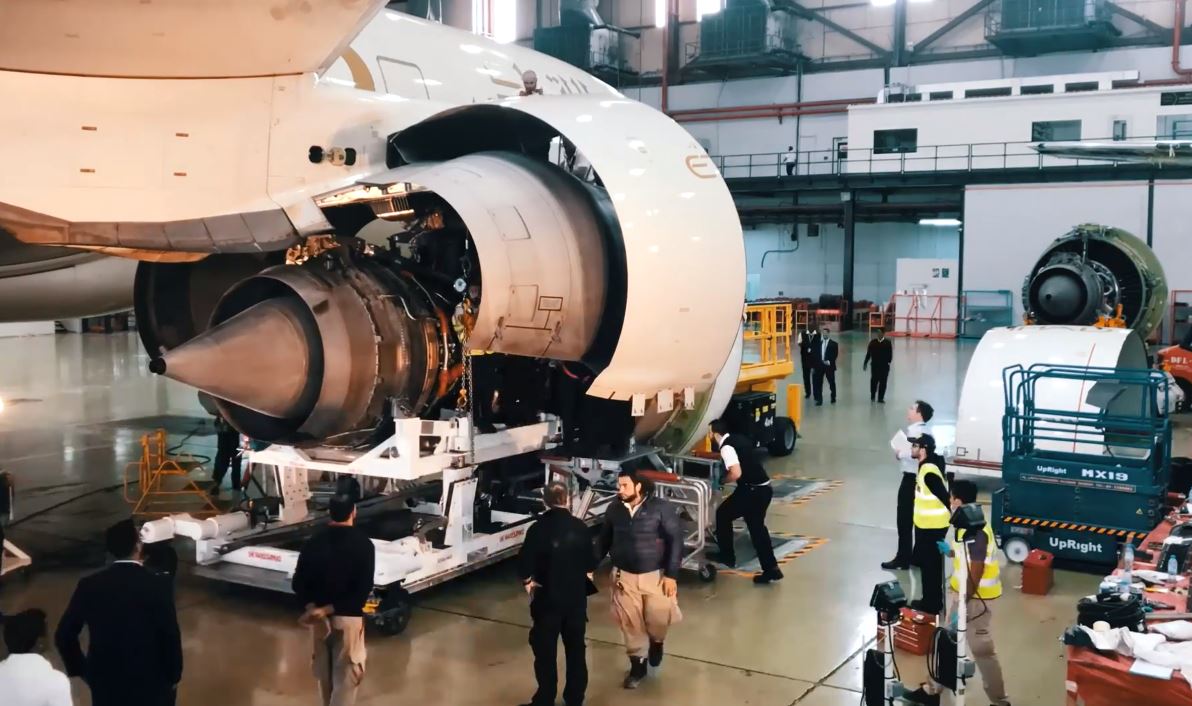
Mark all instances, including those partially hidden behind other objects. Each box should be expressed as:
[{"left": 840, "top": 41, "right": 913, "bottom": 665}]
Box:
[{"left": 1022, "top": 224, "right": 1167, "bottom": 338}]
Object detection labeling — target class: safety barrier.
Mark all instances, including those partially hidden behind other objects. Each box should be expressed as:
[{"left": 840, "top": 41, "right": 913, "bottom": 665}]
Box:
[
  {"left": 741, "top": 302, "right": 794, "bottom": 383},
  {"left": 888, "top": 293, "right": 959, "bottom": 338},
  {"left": 124, "top": 429, "right": 220, "bottom": 518}
]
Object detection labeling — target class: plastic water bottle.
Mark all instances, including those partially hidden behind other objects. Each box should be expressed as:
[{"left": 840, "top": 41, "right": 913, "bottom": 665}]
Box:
[{"left": 1119, "top": 543, "right": 1135, "bottom": 599}]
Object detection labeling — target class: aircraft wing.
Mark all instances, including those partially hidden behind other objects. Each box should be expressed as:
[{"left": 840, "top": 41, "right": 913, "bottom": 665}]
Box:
[
  {"left": 0, "top": 0, "right": 388, "bottom": 78},
  {"left": 1033, "top": 140, "right": 1192, "bottom": 165}
]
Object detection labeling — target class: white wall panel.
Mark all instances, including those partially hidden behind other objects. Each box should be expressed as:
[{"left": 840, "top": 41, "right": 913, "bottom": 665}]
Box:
[
  {"left": 1151, "top": 180, "right": 1192, "bottom": 300},
  {"left": 963, "top": 182, "right": 1150, "bottom": 322}
]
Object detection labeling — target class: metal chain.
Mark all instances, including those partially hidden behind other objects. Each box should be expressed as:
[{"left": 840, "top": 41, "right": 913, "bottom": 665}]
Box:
[{"left": 462, "top": 340, "right": 476, "bottom": 467}]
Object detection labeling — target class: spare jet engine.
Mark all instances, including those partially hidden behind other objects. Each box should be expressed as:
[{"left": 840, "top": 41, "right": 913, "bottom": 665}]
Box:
[{"left": 1022, "top": 224, "right": 1167, "bottom": 339}]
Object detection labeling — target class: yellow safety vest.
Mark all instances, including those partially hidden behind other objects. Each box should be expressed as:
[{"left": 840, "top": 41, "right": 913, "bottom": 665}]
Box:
[
  {"left": 950, "top": 523, "right": 1003, "bottom": 600},
  {"left": 913, "top": 462, "right": 950, "bottom": 529}
]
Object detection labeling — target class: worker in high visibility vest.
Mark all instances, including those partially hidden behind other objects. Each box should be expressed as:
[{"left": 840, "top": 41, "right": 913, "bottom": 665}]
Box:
[
  {"left": 906, "top": 480, "right": 1010, "bottom": 706},
  {"left": 908, "top": 434, "right": 950, "bottom": 615}
]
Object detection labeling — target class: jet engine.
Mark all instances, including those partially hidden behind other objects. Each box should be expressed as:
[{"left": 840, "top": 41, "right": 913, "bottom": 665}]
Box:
[
  {"left": 136, "top": 101, "right": 746, "bottom": 452},
  {"left": 1022, "top": 224, "right": 1167, "bottom": 338}
]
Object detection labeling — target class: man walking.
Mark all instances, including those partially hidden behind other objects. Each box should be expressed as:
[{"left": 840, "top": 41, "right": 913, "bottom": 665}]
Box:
[
  {"left": 783, "top": 146, "right": 796, "bottom": 176},
  {"left": 293, "top": 495, "right": 376, "bottom": 706},
  {"left": 711, "top": 420, "right": 783, "bottom": 584},
  {"left": 812, "top": 325, "right": 839, "bottom": 406},
  {"left": 883, "top": 400, "right": 933, "bottom": 571},
  {"left": 595, "top": 469, "right": 682, "bottom": 689},
  {"left": 908, "top": 434, "right": 951, "bottom": 615},
  {"left": 797, "top": 324, "right": 818, "bottom": 399},
  {"left": 906, "top": 481, "right": 1010, "bottom": 706},
  {"left": 863, "top": 328, "right": 893, "bottom": 403},
  {"left": 517, "top": 482, "right": 597, "bottom": 706},
  {"left": 56, "top": 519, "right": 182, "bottom": 706},
  {"left": 210, "top": 414, "right": 241, "bottom": 497}
]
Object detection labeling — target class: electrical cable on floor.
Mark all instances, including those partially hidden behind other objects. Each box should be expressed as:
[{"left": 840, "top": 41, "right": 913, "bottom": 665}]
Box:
[{"left": 10, "top": 423, "right": 214, "bottom": 529}]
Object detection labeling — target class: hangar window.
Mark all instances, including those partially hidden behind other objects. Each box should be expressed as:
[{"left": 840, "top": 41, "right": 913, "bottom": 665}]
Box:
[
  {"left": 1031, "top": 120, "right": 1081, "bottom": 142},
  {"left": 928, "top": 91, "right": 954, "bottom": 101},
  {"left": 964, "top": 87, "right": 1012, "bottom": 98},
  {"left": 1064, "top": 81, "right": 1099, "bottom": 93},
  {"left": 873, "top": 128, "right": 918, "bottom": 154},
  {"left": 1021, "top": 84, "right": 1055, "bottom": 95}
]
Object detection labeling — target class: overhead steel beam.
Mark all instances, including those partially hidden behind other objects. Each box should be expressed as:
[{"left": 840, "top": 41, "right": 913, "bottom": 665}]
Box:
[
  {"left": 1105, "top": 1, "right": 1171, "bottom": 39},
  {"left": 790, "top": 3, "right": 892, "bottom": 58},
  {"left": 911, "top": 0, "right": 996, "bottom": 55}
]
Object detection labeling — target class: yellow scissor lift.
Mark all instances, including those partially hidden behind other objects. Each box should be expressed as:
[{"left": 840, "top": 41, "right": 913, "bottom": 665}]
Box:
[{"left": 719, "top": 302, "right": 800, "bottom": 456}]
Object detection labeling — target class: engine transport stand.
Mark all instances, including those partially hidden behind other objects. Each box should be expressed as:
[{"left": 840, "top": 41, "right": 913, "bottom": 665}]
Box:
[
  {"left": 142, "top": 413, "right": 615, "bottom": 635},
  {"left": 1, "top": 472, "right": 32, "bottom": 579}
]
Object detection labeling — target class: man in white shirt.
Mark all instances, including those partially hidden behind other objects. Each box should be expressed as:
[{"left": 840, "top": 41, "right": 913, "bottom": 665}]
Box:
[
  {"left": 783, "top": 146, "right": 796, "bottom": 176},
  {"left": 882, "top": 400, "right": 934, "bottom": 570},
  {"left": 0, "top": 609, "right": 73, "bottom": 706}
]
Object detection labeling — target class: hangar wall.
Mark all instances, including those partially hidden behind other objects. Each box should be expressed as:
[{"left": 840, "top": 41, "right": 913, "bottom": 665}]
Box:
[{"left": 745, "top": 222, "right": 960, "bottom": 305}]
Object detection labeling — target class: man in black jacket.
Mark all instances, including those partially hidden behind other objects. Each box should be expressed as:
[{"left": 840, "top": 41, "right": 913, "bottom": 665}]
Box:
[
  {"left": 56, "top": 519, "right": 182, "bottom": 706},
  {"left": 517, "top": 482, "right": 596, "bottom": 706},
  {"left": 813, "top": 325, "right": 839, "bottom": 406},
  {"left": 711, "top": 420, "right": 783, "bottom": 585},
  {"left": 863, "top": 327, "right": 894, "bottom": 403},
  {"left": 595, "top": 469, "right": 682, "bottom": 689},
  {"left": 293, "top": 494, "right": 375, "bottom": 706},
  {"left": 797, "top": 325, "right": 818, "bottom": 399}
]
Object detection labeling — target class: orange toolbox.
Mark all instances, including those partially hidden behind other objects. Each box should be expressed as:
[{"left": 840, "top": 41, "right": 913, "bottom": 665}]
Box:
[
  {"left": 1022, "top": 549, "right": 1054, "bottom": 596},
  {"left": 876, "top": 608, "right": 937, "bottom": 656}
]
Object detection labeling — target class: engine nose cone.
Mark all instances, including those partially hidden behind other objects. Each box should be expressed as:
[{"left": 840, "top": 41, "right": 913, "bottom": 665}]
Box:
[
  {"left": 1034, "top": 271, "right": 1086, "bottom": 322},
  {"left": 149, "top": 297, "right": 320, "bottom": 420}
]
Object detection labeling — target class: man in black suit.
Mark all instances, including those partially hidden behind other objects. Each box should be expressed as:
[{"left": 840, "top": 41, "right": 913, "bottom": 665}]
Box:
[
  {"left": 813, "top": 325, "right": 839, "bottom": 406},
  {"left": 796, "top": 325, "right": 818, "bottom": 399},
  {"left": 863, "top": 327, "right": 894, "bottom": 403},
  {"left": 56, "top": 519, "right": 182, "bottom": 706},
  {"left": 517, "top": 482, "right": 597, "bottom": 706}
]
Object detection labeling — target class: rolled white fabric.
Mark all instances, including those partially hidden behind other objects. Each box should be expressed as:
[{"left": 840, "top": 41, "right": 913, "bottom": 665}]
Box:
[{"left": 140, "top": 517, "right": 175, "bottom": 544}]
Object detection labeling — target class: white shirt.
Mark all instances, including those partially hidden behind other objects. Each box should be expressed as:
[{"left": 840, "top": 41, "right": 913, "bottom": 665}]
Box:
[
  {"left": 0, "top": 653, "right": 73, "bottom": 706},
  {"left": 783, "top": 151, "right": 796, "bottom": 165},
  {"left": 718, "top": 434, "right": 740, "bottom": 469},
  {"left": 899, "top": 421, "right": 930, "bottom": 474},
  {"left": 821, "top": 338, "right": 831, "bottom": 361}
]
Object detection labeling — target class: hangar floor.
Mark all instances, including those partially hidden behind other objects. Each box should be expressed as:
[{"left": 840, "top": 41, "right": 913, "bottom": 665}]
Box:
[{"left": 0, "top": 331, "right": 1156, "bottom": 705}]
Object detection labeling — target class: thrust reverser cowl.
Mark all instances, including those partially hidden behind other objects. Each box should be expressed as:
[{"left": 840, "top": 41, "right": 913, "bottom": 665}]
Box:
[{"left": 1022, "top": 224, "right": 1168, "bottom": 339}]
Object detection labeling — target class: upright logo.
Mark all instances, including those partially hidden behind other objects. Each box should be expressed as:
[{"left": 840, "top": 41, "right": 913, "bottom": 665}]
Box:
[{"left": 1049, "top": 537, "right": 1103, "bottom": 554}]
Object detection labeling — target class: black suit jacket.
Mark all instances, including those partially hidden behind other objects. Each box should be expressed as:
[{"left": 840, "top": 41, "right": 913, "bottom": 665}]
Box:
[
  {"left": 56, "top": 562, "right": 182, "bottom": 702},
  {"left": 517, "top": 508, "right": 597, "bottom": 611},
  {"left": 797, "top": 330, "right": 819, "bottom": 360},
  {"left": 815, "top": 338, "right": 839, "bottom": 369}
]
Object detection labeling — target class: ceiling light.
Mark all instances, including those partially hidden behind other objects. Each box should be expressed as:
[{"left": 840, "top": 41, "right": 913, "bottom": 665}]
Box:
[
  {"left": 919, "top": 218, "right": 961, "bottom": 226},
  {"left": 871, "top": 0, "right": 896, "bottom": 6}
]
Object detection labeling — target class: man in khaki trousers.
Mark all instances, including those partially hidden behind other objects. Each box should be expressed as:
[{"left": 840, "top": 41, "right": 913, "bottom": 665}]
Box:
[
  {"left": 596, "top": 469, "right": 683, "bottom": 689},
  {"left": 294, "top": 495, "right": 376, "bottom": 706}
]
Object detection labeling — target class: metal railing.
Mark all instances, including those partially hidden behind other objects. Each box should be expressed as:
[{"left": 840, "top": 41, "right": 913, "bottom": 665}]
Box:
[{"left": 711, "top": 135, "right": 1163, "bottom": 180}]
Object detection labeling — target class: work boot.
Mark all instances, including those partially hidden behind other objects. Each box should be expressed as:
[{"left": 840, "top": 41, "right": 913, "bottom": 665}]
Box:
[
  {"left": 903, "top": 687, "right": 940, "bottom": 705},
  {"left": 648, "top": 641, "right": 664, "bottom": 668},
  {"left": 623, "top": 657, "right": 648, "bottom": 689},
  {"left": 753, "top": 568, "right": 784, "bottom": 584}
]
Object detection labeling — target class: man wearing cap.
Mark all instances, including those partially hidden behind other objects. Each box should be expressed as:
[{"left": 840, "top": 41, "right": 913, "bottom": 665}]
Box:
[{"left": 908, "top": 433, "right": 951, "bottom": 614}]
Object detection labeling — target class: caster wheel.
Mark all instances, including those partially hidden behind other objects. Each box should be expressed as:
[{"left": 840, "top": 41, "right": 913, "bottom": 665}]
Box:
[
  {"left": 698, "top": 563, "right": 718, "bottom": 582},
  {"left": 371, "top": 589, "right": 412, "bottom": 636},
  {"left": 1003, "top": 536, "right": 1031, "bottom": 565}
]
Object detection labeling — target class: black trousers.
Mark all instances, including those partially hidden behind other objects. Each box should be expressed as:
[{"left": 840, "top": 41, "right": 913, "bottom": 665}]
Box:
[
  {"left": 529, "top": 600, "right": 587, "bottom": 706},
  {"left": 212, "top": 430, "right": 241, "bottom": 490},
  {"left": 812, "top": 365, "right": 836, "bottom": 403},
  {"left": 912, "top": 526, "right": 948, "bottom": 613},
  {"left": 870, "top": 365, "right": 890, "bottom": 402},
  {"left": 785, "top": 163, "right": 795, "bottom": 176},
  {"left": 800, "top": 356, "right": 813, "bottom": 396},
  {"left": 894, "top": 473, "right": 915, "bottom": 563},
  {"left": 715, "top": 484, "right": 777, "bottom": 571}
]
